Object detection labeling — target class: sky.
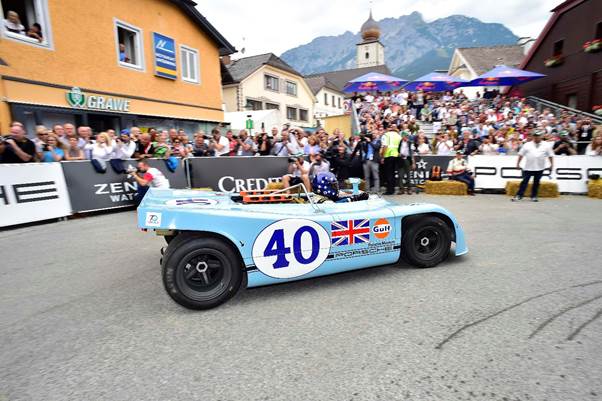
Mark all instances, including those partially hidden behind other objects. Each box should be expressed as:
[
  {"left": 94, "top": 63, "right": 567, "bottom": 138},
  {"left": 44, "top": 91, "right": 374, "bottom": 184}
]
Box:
[{"left": 199, "top": 0, "right": 560, "bottom": 57}]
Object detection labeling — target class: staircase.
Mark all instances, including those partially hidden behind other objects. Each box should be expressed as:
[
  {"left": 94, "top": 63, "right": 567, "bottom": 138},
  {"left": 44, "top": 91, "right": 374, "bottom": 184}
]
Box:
[
  {"left": 419, "top": 121, "right": 436, "bottom": 137},
  {"left": 526, "top": 96, "right": 602, "bottom": 124}
]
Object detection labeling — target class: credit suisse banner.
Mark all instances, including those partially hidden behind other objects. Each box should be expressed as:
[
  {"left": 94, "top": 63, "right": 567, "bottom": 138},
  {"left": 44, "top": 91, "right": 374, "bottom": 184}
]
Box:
[
  {"left": 153, "top": 32, "right": 177, "bottom": 80},
  {"left": 468, "top": 155, "right": 602, "bottom": 193},
  {"left": 61, "top": 159, "right": 187, "bottom": 212},
  {"left": 0, "top": 163, "right": 72, "bottom": 227},
  {"left": 189, "top": 156, "right": 289, "bottom": 192}
]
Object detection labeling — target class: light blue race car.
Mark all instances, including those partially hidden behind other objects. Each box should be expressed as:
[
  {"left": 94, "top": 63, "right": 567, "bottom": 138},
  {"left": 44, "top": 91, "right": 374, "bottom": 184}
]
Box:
[{"left": 138, "top": 184, "right": 467, "bottom": 310}]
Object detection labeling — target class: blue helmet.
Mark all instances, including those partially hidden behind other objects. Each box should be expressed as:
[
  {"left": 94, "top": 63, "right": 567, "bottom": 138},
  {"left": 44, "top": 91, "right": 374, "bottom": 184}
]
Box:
[{"left": 312, "top": 172, "right": 339, "bottom": 200}]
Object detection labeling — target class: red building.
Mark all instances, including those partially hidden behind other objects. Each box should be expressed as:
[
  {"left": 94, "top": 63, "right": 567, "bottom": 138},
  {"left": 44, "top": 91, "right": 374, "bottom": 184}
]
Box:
[{"left": 517, "top": 0, "right": 602, "bottom": 112}]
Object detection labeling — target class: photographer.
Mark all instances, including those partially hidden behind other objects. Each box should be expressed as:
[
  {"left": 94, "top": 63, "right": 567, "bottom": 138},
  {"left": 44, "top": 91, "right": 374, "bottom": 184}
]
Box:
[
  {"left": 226, "top": 130, "right": 239, "bottom": 156},
  {"left": 553, "top": 131, "right": 577, "bottom": 156},
  {"left": 209, "top": 128, "right": 230, "bottom": 156},
  {"left": 351, "top": 132, "right": 381, "bottom": 193},
  {"left": 237, "top": 129, "right": 256, "bottom": 156},
  {"left": 191, "top": 131, "right": 211, "bottom": 157},
  {"left": 330, "top": 144, "right": 351, "bottom": 187},
  {"left": 308, "top": 150, "right": 331, "bottom": 180},
  {"left": 39, "top": 133, "right": 65, "bottom": 162},
  {"left": 112, "top": 129, "right": 136, "bottom": 160},
  {"left": 271, "top": 130, "right": 297, "bottom": 156},
  {"left": 257, "top": 131, "right": 272, "bottom": 156},
  {"left": 1, "top": 122, "right": 36, "bottom": 163},
  {"left": 281, "top": 153, "right": 311, "bottom": 191},
  {"left": 129, "top": 158, "right": 171, "bottom": 205}
]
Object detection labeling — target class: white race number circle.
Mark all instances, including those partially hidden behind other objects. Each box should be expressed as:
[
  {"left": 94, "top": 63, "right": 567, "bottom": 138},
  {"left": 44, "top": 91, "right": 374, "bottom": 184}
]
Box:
[{"left": 252, "top": 219, "right": 331, "bottom": 279}]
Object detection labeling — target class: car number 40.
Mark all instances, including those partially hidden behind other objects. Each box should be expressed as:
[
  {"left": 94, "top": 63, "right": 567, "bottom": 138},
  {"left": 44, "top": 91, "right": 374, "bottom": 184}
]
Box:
[{"left": 252, "top": 219, "right": 331, "bottom": 279}]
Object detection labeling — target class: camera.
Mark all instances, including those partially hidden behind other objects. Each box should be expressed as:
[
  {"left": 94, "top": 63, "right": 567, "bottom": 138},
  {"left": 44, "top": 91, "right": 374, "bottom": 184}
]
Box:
[
  {"left": 288, "top": 157, "right": 298, "bottom": 163},
  {"left": 42, "top": 144, "right": 50, "bottom": 151}
]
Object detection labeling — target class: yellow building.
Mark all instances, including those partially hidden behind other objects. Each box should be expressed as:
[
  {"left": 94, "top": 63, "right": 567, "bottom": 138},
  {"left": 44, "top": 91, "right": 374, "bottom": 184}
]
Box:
[
  {"left": 221, "top": 53, "right": 316, "bottom": 128},
  {"left": 0, "top": 0, "right": 235, "bottom": 134}
]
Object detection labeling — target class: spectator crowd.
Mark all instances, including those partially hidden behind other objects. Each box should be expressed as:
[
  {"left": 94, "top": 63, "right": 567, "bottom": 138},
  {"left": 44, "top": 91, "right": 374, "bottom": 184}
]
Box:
[{"left": 1, "top": 90, "right": 601, "bottom": 194}]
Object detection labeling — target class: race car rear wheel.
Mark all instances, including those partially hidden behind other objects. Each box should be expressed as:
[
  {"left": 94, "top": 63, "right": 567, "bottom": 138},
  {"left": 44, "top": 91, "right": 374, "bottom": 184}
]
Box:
[
  {"left": 162, "top": 237, "right": 242, "bottom": 310},
  {"left": 402, "top": 216, "right": 451, "bottom": 268}
]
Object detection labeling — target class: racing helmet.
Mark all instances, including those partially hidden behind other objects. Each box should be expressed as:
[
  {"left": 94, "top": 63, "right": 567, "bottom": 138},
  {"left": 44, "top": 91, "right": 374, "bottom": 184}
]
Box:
[{"left": 312, "top": 172, "right": 339, "bottom": 200}]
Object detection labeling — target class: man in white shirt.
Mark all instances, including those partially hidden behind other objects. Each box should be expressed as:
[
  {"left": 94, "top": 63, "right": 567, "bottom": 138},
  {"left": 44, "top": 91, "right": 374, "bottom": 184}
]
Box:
[
  {"left": 282, "top": 153, "right": 311, "bottom": 191},
  {"left": 130, "top": 158, "right": 171, "bottom": 204},
  {"left": 209, "top": 128, "right": 230, "bottom": 156},
  {"left": 512, "top": 131, "right": 554, "bottom": 202},
  {"left": 112, "top": 129, "right": 137, "bottom": 159}
]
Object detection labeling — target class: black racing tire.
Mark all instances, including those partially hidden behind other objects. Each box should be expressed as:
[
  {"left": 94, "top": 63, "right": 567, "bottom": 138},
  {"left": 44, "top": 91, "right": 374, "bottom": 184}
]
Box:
[
  {"left": 401, "top": 216, "right": 451, "bottom": 268},
  {"left": 162, "top": 237, "right": 243, "bottom": 310}
]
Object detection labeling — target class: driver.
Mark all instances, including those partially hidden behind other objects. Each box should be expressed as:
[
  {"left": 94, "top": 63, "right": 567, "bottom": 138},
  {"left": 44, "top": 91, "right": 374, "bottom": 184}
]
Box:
[{"left": 312, "top": 172, "right": 369, "bottom": 203}]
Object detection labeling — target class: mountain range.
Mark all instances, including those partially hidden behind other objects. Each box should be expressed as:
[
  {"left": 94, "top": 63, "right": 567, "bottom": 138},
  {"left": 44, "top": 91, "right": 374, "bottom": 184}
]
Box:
[{"left": 280, "top": 12, "right": 519, "bottom": 80}]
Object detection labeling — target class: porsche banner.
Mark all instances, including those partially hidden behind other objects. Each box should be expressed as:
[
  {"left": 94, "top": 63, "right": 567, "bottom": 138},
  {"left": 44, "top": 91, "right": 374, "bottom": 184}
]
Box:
[{"left": 0, "top": 163, "right": 72, "bottom": 227}]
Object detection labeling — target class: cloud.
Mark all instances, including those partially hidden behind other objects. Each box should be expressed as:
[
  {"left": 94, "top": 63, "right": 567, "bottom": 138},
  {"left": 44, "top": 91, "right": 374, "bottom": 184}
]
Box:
[{"left": 198, "top": 0, "right": 558, "bottom": 56}]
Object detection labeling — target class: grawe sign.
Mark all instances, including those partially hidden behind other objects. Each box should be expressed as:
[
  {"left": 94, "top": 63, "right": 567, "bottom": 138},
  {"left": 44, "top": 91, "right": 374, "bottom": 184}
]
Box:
[{"left": 66, "top": 87, "right": 131, "bottom": 112}]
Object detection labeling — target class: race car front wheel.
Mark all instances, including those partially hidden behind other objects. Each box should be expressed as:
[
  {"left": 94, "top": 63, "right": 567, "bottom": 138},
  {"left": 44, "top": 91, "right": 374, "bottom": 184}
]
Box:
[
  {"left": 402, "top": 216, "right": 451, "bottom": 268},
  {"left": 162, "top": 237, "right": 242, "bottom": 310}
]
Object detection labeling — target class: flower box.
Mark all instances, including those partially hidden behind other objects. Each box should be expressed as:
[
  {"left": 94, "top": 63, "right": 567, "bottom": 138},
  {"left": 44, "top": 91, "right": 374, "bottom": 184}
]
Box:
[
  {"left": 583, "top": 39, "right": 602, "bottom": 53},
  {"left": 544, "top": 55, "right": 564, "bottom": 67}
]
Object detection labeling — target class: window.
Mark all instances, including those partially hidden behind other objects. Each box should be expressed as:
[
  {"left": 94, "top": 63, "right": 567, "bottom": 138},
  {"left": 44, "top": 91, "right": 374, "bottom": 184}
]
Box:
[
  {"left": 1, "top": 0, "right": 52, "bottom": 48},
  {"left": 566, "top": 94, "right": 578, "bottom": 110},
  {"left": 115, "top": 19, "right": 144, "bottom": 70},
  {"left": 265, "top": 74, "right": 279, "bottom": 91},
  {"left": 286, "top": 107, "right": 297, "bottom": 120},
  {"left": 553, "top": 39, "right": 564, "bottom": 56},
  {"left": 324, "top": 93, "right": 328, "bottom": 105},
  {"left": 245, "top": 98, "right": 262, "bottom": 111},
  {"left": 338, "top": 98, "right": 342, "bottom": 108},
  {"left": 332, "top": 95, "right": 335, "bottom": 106},
  {"left": 265, "top": 102, "right": 279, "bottom": 110},
  {"left": 365, "top": 52, "right": 370, "bottom": 59},
  {"left": 180, "top": 45, "right": 200, "bottom": 84},
  {"left": 299, "top": 109, "right": 308, "bottom": 122},
  {"left": 286, "top": 81, "right": 297, "bottom": 96}
]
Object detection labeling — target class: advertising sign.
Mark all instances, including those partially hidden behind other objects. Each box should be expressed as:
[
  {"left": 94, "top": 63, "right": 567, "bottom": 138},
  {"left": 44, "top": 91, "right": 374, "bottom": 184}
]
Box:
[
  {"left": 0, "top": 163, "right": 72, "bottom": 227},
  {"left": 61, "top": 159, "right": 187, "bottom": 212},
  {"left": 189, "top": 156, "right": 289, "bottom": 192},
  {"left": 153, "top": 32, "right": 177, "bottom": 80},
  {"left": 468, "top": 155, "right": 602, "bottom": 193},
  {"left": 65, "top": 87, "right": 131, "bottom": 112}
]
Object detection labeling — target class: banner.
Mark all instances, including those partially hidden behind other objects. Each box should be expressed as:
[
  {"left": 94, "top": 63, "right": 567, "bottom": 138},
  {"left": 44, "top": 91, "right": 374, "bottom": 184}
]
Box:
[
  {"left": 0, "top": 163, "right": 72, "bottom": 227},
  {"left": 468, "top": 155, "right": 602, "bottom": 193},
  {"left": 153, "top": 32, "right": 177, "bottom": 79},
  {"left": 410, "top": 156, "right": 455, "bottom": 185},
  {"left": 189, "top": 156, "right": 289, "bottom": 192},
  {"left": 61, "top": 158, "right": 187, "bottom": 212}
]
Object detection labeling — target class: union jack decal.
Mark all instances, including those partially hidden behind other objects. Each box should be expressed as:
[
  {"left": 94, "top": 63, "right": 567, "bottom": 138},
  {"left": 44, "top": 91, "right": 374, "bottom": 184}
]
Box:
[{"left": 331, "top": 219, "right": 370, "bottom": 246}]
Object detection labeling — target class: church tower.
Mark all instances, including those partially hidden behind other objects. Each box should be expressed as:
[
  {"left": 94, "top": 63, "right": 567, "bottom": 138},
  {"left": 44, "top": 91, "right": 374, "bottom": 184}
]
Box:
[{"left": 356, "top": 10, "right": 385, "bottom": 68}]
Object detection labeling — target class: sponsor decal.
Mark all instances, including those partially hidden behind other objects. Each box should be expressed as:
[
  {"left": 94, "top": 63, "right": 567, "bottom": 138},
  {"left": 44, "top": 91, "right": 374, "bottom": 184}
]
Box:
[
  {"left": 217, "top": 176, "right": 281, "bottom": 193},
  {"left": 331, "top": 219, "right": 370, "bottom": 246},
  {"left": 165, "top": 198, "right": 218, "bottom": 206},
  {"left": 372, "top": 218, "right": 391, "bottom": 239},
  {"left": 329, "top": 240, "right": 397, "bottom": 261},
  {"left": 252, "top": 219, "right": 330, "bottom": 279},
  {"left": 145, "top": 212, "right": 162, "bottom": 227},
  {"left": 0, "top": 181, "right": 58, "bottom": 205}
]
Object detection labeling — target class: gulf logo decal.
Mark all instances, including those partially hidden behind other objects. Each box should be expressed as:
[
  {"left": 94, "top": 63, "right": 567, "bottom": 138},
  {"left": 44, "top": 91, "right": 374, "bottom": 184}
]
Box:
[{"left": 372, "top": 218, "right": 391, "bottom": 239}]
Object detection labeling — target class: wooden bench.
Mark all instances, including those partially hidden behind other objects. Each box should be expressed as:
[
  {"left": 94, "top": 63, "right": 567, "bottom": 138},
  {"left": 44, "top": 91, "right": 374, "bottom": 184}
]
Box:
[
  {"left": 505, "top": 180, "right": 559, "bottom": 198},
  {"left": 424, "top": 180, "right": 467, "bottom": 195}
]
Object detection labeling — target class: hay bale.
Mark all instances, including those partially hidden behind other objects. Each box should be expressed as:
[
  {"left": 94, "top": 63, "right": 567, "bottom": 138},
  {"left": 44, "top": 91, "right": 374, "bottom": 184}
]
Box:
[
  {"left": 266, "top": 182, "right": 284, "bottom": 190},
  {"left": 191, "top": 187, "right": 213, "bottom": 191},
  {"left": 505, "top": 180, "right": 559, "bottom": 197},
  {"left": 588, "top": 179, "right": 602, "bottom": 199},
  {"left": 425, "top": 180, "right": 467, "bottom": 195}
]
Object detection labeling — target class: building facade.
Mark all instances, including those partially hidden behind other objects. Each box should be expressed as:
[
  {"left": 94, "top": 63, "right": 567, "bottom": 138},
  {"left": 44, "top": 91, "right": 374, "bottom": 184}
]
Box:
[
  {"left": 448, "top": 44, "right": 527, "bottom": 99},
  {"left": 0, "top": 0, "right": 235, "bottom": 135},
  {"left": 305, "top": 76, "right": 346, "bottom": 125},
  {"left": 222, "top": 53, "right": 316, "bottom": 128},
  {"left": 517, "top": 0, "right": 602, "bottom": 112}
]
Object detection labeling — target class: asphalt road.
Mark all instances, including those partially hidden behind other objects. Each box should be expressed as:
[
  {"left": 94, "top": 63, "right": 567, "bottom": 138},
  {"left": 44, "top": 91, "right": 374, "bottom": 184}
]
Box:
[{"left": 1, "top": 194, "right": 601, "bottom": 401}]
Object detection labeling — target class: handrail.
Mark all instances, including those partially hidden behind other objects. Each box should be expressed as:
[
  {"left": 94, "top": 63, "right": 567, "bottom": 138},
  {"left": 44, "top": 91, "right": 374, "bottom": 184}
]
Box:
[{"left": 526, "top": 96, "right": 602, "bottom": 124}]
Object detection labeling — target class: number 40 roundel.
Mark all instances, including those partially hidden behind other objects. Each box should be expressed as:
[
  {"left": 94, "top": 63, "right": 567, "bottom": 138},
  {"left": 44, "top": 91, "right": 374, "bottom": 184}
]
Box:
[{"left": 252, "top": 219, "right": 331, "bottom": 279}]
